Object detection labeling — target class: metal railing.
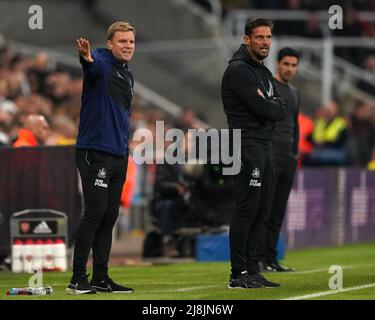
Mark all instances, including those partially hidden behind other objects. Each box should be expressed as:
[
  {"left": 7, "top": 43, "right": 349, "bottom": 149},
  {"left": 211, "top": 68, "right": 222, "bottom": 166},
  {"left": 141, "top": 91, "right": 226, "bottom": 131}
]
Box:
[
  {"left": 4, "top": 34, "right": 375, "bottom": 119},
  {"left": 5, "top": 38, "right": 210, "bottom": 128},
  {"left": 223, "top": 9, "right": 375, "bottom": 37}
]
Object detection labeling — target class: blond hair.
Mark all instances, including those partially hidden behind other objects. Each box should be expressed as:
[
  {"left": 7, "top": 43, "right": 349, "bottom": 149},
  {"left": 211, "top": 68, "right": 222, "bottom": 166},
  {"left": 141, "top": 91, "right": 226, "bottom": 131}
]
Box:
[{"left": 106, "top": 21, "right": 135, "bottom": 40}]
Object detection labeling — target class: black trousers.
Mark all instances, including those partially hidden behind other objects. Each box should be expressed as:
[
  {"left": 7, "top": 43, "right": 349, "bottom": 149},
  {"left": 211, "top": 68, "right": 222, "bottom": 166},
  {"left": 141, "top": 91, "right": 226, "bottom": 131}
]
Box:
[
  {"left": 229, "top": 140, "right": 273, "bottom": 276},
  {"left": 73, "top": 148, "right": 128, "bottom": 280},
  {"left": 258, "top": 152, "right": 297, "bottom": 263}
]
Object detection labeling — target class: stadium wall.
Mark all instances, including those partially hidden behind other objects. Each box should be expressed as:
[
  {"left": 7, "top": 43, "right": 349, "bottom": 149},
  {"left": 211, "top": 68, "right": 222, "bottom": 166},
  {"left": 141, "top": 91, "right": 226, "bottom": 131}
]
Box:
[{"left": 1, "top": 147, "right": 374, "bottom": 256}]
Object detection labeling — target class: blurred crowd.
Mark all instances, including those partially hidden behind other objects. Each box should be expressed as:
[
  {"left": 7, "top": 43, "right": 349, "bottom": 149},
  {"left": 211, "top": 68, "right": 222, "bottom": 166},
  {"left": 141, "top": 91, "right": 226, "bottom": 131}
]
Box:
[
  {"left": 298, "top": 100, "right": 375, "bottom": 169},
  {"left": 1, "top": 46, "right": 375, "bottom": 166},
  {"left": 2, "top": 44, "right": 375, "bottom": 257},
  {"left": 0, "top": 45, "right": 203, "bottom": 149},
  {"left": 194, "top": 0, "right": 375, "bottom": 67},
  {"left": 0, "top": 46, "right": 81, "bottom": 147},
  {"left": 0, "top": 44, "right": 212, "bottom": 258}
]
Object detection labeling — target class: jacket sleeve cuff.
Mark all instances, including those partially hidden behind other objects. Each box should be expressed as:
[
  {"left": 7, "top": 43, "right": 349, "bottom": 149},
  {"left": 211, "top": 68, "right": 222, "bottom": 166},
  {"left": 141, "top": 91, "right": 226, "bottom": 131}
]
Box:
[{"left": 79, "top": 55, "right": 94, "bottom": 69}]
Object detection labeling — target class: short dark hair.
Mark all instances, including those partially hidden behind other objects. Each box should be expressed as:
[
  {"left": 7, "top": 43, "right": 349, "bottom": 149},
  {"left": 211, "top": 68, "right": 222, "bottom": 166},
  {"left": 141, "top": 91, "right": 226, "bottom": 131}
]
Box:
[
  {"left": 107, "top": 21, "right": 135, "bottom": 40},
  {"left": 245, "top": 17, "right": 273, "bottom": 36},
  {"left": 277, "top": 47, "right": 301, "bottom": 62}
]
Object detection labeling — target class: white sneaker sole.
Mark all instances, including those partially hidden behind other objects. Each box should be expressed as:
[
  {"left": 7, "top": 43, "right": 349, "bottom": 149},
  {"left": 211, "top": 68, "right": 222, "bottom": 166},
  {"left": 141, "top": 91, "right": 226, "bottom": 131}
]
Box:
[
  {"left": 66, "top": 288, "right": 96, "bottom": 295},
  {"left": 91, "top": 286, "right": 134, "bottom": 293},
  {"left": 227, "top": 285, "right": 246, "bottom": 289},
  {"left": 227, "top": 285, "right": 264, "bottom": 289}
]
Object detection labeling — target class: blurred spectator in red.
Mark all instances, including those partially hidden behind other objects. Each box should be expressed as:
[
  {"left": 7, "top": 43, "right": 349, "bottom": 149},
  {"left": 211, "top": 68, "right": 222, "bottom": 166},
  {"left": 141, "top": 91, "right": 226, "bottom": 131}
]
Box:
[
  {"left": 120, "top": 155, "right": 137, "bottom": 209},
  {"left": 298, "top": 112, "right": 314, "bottom": 165},
  {"left": 13, "top": 114, "right": 50, "bottom": 147}
]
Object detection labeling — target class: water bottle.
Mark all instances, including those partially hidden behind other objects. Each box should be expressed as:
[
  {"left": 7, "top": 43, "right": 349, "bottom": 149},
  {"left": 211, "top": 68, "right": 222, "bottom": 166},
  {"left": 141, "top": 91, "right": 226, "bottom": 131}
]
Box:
[
  {"left": 6, "top": 286, "right": 53, "bottom": 296},
  {"left": 33, "top": 240, "right": 44, "bottom": 270},
  {"left": 53, "top": 239, "right": 67, "bottom": 272},
  {"left": 23, "top": 239, "right": 34, "bottom": 273},
  {"left": 43, "top": 239, "right": 54, "bottom": 271},
  {"left": 11, "top": 240, "right": 24, "bottom": 273}
]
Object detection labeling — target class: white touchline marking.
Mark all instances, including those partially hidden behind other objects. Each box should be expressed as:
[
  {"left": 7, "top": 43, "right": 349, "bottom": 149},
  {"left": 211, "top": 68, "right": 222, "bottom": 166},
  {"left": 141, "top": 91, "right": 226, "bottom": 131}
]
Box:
[
  {"left": 282, "top": 283, "right": 375, "bottom": 300},
  {"left": 140, "top": 285, "right": 222, "bottom": 293},
  {"left": 294, "top": 265, "right": 354, "bottom": 274}
]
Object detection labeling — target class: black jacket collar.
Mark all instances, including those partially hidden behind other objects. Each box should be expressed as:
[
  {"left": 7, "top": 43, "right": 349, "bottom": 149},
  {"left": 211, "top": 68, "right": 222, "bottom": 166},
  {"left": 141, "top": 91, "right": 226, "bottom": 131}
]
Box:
[{"left": 229, "top": 44, "right": 264, "bottom": 68}]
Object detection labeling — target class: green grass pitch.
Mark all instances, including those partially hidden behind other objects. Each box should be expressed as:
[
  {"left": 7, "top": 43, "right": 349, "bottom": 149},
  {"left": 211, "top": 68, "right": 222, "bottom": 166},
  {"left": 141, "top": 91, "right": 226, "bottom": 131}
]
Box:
[{"left": 1, "top": 241, "right": 375, "bottom": 300}]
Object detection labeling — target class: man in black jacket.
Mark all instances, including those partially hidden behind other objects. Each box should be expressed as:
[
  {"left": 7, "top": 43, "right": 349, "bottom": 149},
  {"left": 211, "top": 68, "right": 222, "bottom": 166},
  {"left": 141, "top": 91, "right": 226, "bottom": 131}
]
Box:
[
  {"left": 258, "top": 47, "right": 301, "bottom": 273},
  {"left": 221, "top": 18, "right": 288, "bottom": 289}
]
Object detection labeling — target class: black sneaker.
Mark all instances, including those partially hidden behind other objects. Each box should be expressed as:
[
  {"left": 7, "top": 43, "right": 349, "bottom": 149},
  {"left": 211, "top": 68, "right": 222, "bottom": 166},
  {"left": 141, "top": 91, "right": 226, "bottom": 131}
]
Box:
[
  {"left": 268, "top": 261, "right": 295, "bottom": 272},
  {"left": 227, "top": 273, "right": 265, "bottom": 289},
  {"left": 66, "top": 274, "right": 97, "bottom": 295},
  {"left": 250, "top": 273, "right": 280, "bottom": 288},
  {"left": 258, "top": 260, "right": 276, "bottom": 272},
  {"left": 90, "top": 277, "right": 134, "bottom": 293}
]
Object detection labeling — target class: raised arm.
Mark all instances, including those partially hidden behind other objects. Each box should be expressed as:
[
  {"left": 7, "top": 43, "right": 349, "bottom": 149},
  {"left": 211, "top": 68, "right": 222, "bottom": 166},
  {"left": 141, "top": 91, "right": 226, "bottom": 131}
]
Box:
[
  {"left": 76, "top": 38, "right": 93, "bottom": 63},
  {"left": 76, "top": 37, "right": 103, "bottom": 79}
]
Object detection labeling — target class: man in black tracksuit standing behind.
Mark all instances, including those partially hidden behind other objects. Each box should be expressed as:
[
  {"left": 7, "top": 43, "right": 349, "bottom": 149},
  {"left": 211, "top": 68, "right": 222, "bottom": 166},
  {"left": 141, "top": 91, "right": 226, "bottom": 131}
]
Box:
[
  {"left": 221, "top": 18, "right": 288, "bottom": 289},
  {"left": 66, "top": 21, "right": 135, "bottom": 295},
  {"left": 258, "top": 48, "right": 300, "bottom": 273}
]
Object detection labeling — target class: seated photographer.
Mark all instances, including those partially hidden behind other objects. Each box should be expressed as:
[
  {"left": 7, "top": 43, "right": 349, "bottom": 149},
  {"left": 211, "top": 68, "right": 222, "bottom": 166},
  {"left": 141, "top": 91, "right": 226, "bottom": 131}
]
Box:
[
  {"left": 153, "top": 162, "right": 190, "bottom": 257},
  {"left": 195, "top": 162, "right": 234, "bottom": 228}
]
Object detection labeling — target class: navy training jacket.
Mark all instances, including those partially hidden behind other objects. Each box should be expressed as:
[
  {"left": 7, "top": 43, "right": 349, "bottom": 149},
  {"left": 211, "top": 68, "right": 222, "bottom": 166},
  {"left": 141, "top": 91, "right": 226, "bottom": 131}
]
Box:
[{"left": 76, "top": 48, "right": 134, "bottom": 156}]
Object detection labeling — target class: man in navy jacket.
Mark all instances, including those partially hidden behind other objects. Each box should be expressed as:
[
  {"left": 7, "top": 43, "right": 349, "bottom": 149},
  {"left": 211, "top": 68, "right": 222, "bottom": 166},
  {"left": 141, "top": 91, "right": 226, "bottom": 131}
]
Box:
[{"left": 67, "top": 21, "right": 135, "bottom": 295}]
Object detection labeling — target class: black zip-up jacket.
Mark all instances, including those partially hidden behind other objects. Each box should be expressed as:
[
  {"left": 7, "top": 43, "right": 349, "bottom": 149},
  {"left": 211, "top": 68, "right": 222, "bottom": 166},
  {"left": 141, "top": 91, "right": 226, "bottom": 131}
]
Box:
[
  {"left": 77, "top": 48, "right": 134, "bottom": 156},
  {"left": 221, "top": 44, "right": 288, "bottom": 144},
  {"left": 273, "top": 79, "right": 300, "bottom": 157}
]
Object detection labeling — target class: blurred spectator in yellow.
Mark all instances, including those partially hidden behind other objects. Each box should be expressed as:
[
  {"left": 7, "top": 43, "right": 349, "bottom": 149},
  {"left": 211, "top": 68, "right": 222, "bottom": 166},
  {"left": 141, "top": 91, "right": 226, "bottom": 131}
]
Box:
[
  {"left": 309, "top": 101, "right": 348, "bottom": 165},
  {"left": 46, "top": 114, "right": 77, "bottom": 145},
  {"left": 367, "top": 149, "right": 375, "bottom": 171},
  {"left": 312, "top": 101, "right": 348, "bottom": 148}
]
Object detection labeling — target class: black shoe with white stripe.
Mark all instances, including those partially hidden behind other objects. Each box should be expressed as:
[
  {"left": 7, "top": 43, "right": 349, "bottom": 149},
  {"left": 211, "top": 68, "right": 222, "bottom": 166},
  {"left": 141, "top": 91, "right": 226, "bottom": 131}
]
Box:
[
  {"left": 268, "top": 261, "right": 295, "bottom": 272},
  {"left": 90, "top": 277, "right": 134, "bottom": 293},
  {"left": 227, "top": 273, "right": 265, "bottom": 289},
  {"left": 250, "top": 273, "right": 280, "bottom": 288},
  {"left": 66, "top": 274, "right": 97, "bottom": 295}
]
